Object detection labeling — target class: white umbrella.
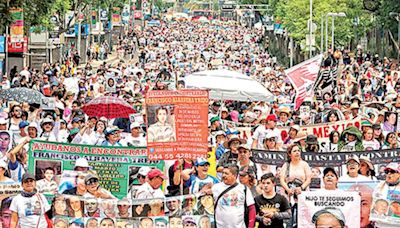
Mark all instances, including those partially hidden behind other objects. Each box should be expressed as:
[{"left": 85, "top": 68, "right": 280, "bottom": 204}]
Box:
[{"left": 184, "top": 69, "right": 274, "bottom": 102}]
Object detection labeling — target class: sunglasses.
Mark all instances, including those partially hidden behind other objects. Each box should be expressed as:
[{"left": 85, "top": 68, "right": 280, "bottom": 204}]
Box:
[
  {"left": 86, "top": 179, "right": 99, "bottom": 185},
  {"left": 385, "top": 169, "right": 398, "bottom": 175}
]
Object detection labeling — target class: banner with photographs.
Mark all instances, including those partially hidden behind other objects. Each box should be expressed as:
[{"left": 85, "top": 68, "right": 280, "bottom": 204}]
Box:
[
  {"left": 52, "top": 194, "right": 215, "bottom": 228},
  {"left": 252, "top": 148, "right": 400, "bottom": 167},
  {"left": 27, "top": 140, "right": 164, "bottom": 199},
  {"left": 145, "top": 90, "right": 209, "bottom": 160},
  {"left": 338, "top": 181, "right": 379, "bottom": 228},
  {"left": 0, "top": 130, "right": 12, "bottom": 159},
  {"left": 298, "top": 191, "right": 360, "bottom": 228}
]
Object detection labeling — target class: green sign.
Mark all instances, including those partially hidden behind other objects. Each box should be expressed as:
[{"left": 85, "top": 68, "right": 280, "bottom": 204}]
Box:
[{"left": 28, "top": 140, "right": 164, "bottom": 199}]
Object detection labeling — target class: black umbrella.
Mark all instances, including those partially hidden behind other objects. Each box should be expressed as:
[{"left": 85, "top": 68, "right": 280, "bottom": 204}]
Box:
[{"left": 0, "top": 87, "right": 44, "bottom": 104}]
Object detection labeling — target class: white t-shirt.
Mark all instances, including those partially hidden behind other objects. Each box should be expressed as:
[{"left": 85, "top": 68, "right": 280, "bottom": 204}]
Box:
[
  {"left": 212, "top": 182, "right": 255, "bottom": 228},
  {"left": 133, "top": 182, "right": 165, "bottom": 199},
  {"left": 10, "top": 193, "right": 50, "bottom": 228},
  {"left": 338, "top": 174, "right": 371, "bottom": 182},
  {"left": 252, "top": 125, "right": 267, "bottom": 149}
]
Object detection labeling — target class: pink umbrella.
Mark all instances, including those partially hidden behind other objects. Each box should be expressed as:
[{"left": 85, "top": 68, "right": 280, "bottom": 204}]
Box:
[{"left": 82, "top": 96, "right": 136, "bottom": 119}]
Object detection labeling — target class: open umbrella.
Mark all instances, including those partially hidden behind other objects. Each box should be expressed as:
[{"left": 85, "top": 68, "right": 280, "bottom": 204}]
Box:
[
  {"left": 0, "top": 87, "right": 44, "bottom": 104},
  {"left": 82, "top": 96, "right": 136, "bottom": 119}
]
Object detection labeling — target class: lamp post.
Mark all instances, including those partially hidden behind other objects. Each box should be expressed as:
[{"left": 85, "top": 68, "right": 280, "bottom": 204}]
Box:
[
  {"left": 390, "top": 12, "right": 400, "bottom": 60},
  {"left": 326, "top": 12, "right": 346, "bottom": 51}
]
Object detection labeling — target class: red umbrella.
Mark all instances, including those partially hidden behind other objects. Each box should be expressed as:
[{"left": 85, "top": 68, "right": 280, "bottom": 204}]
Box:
[{"left": 82, "top": 96, "right": 135, "bottom": 119}]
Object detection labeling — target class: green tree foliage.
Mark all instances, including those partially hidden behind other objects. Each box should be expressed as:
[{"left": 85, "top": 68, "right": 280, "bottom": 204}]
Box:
[{"left": 0, "top": 0, "right": 128, "bottom": 34}]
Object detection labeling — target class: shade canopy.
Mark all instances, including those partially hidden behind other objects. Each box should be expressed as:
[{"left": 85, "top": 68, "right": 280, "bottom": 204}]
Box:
[{"left": 184, "top": 69, "right": 274, "bottom": 102}]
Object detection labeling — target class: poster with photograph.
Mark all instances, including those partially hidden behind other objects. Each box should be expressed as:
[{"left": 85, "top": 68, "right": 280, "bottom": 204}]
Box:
[
  {"left": 338, "top": 181, "right": 379, "bottom": 228},
  {"left": 383, "top": 111, "right": 397, "bottom": 134},
  {"left": 28, "top": 140, "right": 164, "bottom": 199},
  {"left": 146, "top": 90, "right": 209, "bottom": 160},
  {"left": 298, "top": 190, "right": 360, "bottom": 228},
  {"left": 0, "top": 130, "right": 12, "bottom": 158}
]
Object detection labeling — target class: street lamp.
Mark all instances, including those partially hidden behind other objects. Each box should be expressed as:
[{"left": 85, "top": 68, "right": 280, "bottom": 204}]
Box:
[
  {"left": 390, "top": 12, "right": 400, "bottom": 59},
  {"left": 326, "top": 12, "right": 346, "bottom": 51}
]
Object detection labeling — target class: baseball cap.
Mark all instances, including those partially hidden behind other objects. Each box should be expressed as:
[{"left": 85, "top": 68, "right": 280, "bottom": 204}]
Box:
[
  {"left": 19, "top": 121, "right": 29, "bottom": 129},
  {"left": 195, "top": 158, "right": 210, "bottom": 166},
  {"left": 312, "top": 207, "right": 346, "bottom": 226},
  {"left": 238, "top": 144, "right": 250, "bottom": 151},
  {"left": 22, "top": 173, "right": 36, "bottom": 182},
  {"left": 323, "top": 167, "right": 338, "bottom": 178},
  {"left": 41, "top": 117, "right": 54, "bottom": 126},
  {"left": 346, "top": 155, "right": 360, "bottom": 164},
  {"left": 266, "top": 114, "right": 277, "bottom": 122},
  {"left": 290, "top": 125, "right": 300, "bottom": 132},
  {"left": 85, "top": 173, "right": 99, "bottom": 185},
  {"left": 183, "top": 217, "right": 196, "bottom": 225},
  {"left": 147, "top": 168, "right": 166, "bottom": 179},
  {"left": 104, "top": 126, "right": 122, "bottom": 136},
  {"left": 0, "top": 118, "right": 7, "bottom": 124},
  {"left": 209, "top": 116, "right": 220, "bottom": 124},
  {"left": 215, "top": 130, "right": 226, "bottom": 136},
  {"left": 130, "top": 122, "right": 141, "bottom": 129},
  {"left": 384, "top": 162, "right": 399, "bottom": 173},
  {"left": 28, "top": 122, "right": 38, "bottom": 130},
  {"left": 138, "top": 167, "right": 151, "bottom": 176}
]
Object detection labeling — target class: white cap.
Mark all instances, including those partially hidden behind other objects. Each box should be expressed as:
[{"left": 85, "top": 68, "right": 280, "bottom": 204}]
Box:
[
  {"left": 75, "top": 158, "right": 90, "bottom": 168},
  {"left": 28, "top": 122, "right": 38, "bottom": 129},
  {"left": 0, "top": 118, "right": 7, "bottom": 124},
  {"left": 138, "top": 167, "right": 151, "bottom": 176},
  {"left": 130, "top": 122, "right": 141, "bottom": 130}
]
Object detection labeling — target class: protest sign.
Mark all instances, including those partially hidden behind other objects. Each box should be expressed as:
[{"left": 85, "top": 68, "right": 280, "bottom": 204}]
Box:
[
  {"left": 0, "top": 130, "right": 12, "bottom": 159},
  {"left": 28, "top": 140, "right": 164, "bottom": 199},
  {"left": 298, "top": 191, "right": 360, "bottom": 228},
  {"left": 252, "top": 148, "right": 400, "bottom": 167},
  {"left": 338, "top": 181, "right": 379, "bottom": 228},
  {"left": 146, "top": 90, "right": 209, "bottom": 160},
  {"left": 0, "top": 183, "right": 21, "bottom": 202}
]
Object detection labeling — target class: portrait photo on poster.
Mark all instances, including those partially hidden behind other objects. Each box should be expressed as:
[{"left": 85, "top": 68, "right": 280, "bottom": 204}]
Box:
[
  {"left": 34, "top": 160, "right": 61, "bottom": 194},
  {"left": 147, "top": 105, "right": 176, "bottom": 143},
  {"left": 0, "top": 130, "right": 12, "bottom": 158}
]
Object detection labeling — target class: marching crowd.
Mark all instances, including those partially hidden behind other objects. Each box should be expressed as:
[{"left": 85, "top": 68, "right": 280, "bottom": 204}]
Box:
[{"left": 0, "top": 18, "right": 399, "bottom": 228}]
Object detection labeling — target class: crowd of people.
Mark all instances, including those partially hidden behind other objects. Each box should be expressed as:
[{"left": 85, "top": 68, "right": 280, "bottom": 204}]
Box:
[{"left": 0, "top": 17, "right": 399, "bottom": 228}]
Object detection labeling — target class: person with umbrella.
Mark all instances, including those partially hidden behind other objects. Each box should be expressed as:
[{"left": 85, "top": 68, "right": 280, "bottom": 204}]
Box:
[{"left": 101, "top": 127, "right": 123, "bottom": 147}]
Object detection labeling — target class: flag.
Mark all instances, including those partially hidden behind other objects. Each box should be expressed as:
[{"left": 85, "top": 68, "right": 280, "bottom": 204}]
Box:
[
  {"left": 314, "top": 66, "right": 339, "bottom": 102},
  {"left": 285, "top": 54, "right": 323, "bottom": 110}
]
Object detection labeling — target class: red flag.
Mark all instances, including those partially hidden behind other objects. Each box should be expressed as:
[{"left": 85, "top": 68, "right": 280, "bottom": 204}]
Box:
[{"left": 285, "top": 55, "right": 322, "bottom": 110}]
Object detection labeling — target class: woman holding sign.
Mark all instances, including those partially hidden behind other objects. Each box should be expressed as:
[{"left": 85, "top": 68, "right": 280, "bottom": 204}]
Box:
[{"left": 279, "top": 144, "right": 312, "bottom": 227}]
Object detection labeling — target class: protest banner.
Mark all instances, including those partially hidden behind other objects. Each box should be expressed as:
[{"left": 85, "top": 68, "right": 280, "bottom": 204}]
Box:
[
  {"left": 146, "top": 90, "right": 209, "bottom": 160},
  {"left": 338, "top": 181, "right": 379, "bottom": 228},
  {"left": 28, "top": 140, "right": 164, "bottom": 199},
  {"left": 252, "top": 148, "right": 400, "bottom": 167},
  {"left": 298, "top": 191, "right": 360, "bottom": 228},
  {"left": 223, "top": 118, "right": 361, "bottom": 145},
  {"left": 52, "top": 193, "right": 215, "bottom": 227}
]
